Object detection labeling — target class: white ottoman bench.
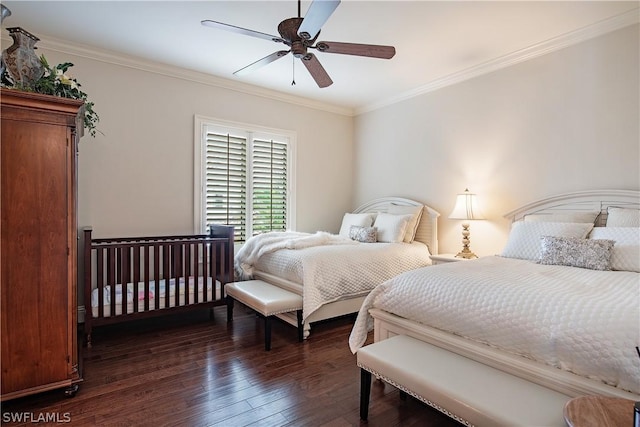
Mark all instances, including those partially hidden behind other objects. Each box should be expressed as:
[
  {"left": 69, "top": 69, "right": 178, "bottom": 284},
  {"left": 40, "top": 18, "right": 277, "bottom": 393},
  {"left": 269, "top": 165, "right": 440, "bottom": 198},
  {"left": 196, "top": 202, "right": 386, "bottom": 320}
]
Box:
[
  {"left": 357, "top": 334, "right": 571, "bottom": 426},
  {"left": 225, "top": 280, "right": 303, "bottom": 351}
]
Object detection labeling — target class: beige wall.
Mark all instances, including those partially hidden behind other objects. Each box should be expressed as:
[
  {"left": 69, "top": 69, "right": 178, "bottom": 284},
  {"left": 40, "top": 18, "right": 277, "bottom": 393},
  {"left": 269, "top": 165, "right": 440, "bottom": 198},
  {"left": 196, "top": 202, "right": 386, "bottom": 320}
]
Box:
[
  {"left": 353, "top": 24, "right": 640, "bottom": 256},
  {"left": 12, "top": 23, "right": 639, "bottom": 257},
  {"left": 28, "top": 48, "right": 355, "bottom": 238}
]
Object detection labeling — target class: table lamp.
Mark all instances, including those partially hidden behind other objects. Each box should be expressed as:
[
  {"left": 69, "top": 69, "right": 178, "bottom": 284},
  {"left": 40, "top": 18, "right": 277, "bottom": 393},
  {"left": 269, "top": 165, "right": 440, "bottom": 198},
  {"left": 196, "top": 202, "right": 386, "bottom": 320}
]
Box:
[{"left": 449, "top": 189, "right": 484, "bottom": 259}]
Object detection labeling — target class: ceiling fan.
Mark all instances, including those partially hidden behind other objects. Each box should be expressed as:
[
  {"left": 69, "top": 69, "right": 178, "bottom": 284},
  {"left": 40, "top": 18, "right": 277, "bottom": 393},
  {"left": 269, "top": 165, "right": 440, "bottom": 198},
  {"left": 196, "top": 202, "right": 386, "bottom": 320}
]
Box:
[{"left": 201, "top": 0, "right": 395, "bottom": 88}]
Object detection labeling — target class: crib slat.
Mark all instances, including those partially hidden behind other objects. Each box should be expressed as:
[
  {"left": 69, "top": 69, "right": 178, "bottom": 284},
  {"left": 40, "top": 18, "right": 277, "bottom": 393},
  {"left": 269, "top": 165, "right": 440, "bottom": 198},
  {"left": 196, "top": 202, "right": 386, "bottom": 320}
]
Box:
[
  {"left": 185, "top": 244, "right": 191, "bottom": 305},
  {"left": 173, "top": 244, "right": 179, "bottom": 308},
  {"left": 194, "top": 243, "right": 200, "bottom": 303},
  {"left": 210, "top": 243, "right": 218, "bottom": 295},
  {"left": 133, "top": 245, "right": 140, "bottom": 315},
  {"left": 108, "top": 247, "right": 116, "bottom": 319},
  {"left": 163, "top": 244, "right": 170, "bottom": 309},
  {"left": 120, "top": 247, "right": 128, "bottom": 316},
  {"left": 97, "top": 247, "right": 104, "bottom": 319},
  {"left": 154, "top": 244, "right": 160, "bottom": 311},
  {"left": 144, "top": 245, "right": 150, "bottom": 312}
]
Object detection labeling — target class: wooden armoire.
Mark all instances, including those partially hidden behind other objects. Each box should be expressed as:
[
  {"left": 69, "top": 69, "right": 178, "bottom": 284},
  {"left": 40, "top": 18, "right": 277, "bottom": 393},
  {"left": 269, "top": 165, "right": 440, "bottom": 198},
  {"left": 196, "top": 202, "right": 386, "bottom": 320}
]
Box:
[{"left": 1, "top": 88, "right": 83, "bottom": 400}]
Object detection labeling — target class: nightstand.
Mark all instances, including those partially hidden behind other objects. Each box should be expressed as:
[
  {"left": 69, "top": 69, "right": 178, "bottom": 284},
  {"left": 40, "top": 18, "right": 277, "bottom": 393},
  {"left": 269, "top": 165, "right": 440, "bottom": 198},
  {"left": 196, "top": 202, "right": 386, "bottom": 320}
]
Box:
[{"left": 430, "top": 254, "right": 474, "bottom": 265}]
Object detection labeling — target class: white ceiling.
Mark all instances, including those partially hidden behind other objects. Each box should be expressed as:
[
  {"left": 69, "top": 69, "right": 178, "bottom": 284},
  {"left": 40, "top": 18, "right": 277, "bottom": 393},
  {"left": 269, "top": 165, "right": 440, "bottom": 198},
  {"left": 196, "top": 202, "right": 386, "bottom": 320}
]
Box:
[{"left": 2, "top": 1, "right": 638, "bottom": 113}]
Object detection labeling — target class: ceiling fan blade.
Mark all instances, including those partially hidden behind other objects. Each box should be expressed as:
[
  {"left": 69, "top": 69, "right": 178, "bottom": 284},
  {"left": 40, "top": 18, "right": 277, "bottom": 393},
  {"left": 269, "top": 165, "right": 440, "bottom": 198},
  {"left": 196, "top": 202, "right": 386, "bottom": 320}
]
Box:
[
  {"left": 301, "top": 53, "right": 333, "bottom": 88},
  {"left": 234, "top": 50, "right": 290, "bottom": 76},
  {"left": 297, "top": 0, "right": 341, "bottom": 41},
  {"left": 315, "top": 41, "right": 396, "bottom": 59},
  {"left": 202, "top": 20, "right": 284, "bottom": 43}
]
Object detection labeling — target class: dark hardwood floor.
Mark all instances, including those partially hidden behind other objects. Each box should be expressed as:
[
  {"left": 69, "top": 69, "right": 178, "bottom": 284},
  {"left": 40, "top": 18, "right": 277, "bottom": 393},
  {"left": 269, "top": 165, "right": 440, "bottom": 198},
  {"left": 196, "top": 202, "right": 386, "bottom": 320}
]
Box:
[{"left": 1, "top": 306, "right": 462, "bottom": 426}]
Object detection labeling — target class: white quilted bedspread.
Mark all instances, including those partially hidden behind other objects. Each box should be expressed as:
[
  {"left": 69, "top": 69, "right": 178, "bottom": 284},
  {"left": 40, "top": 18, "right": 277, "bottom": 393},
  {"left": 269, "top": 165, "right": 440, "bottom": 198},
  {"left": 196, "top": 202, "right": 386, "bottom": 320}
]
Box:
[
  {"left": 349, "top": 256, "right": 640, "bottom": 395},
  {"left": 239, "top": 232, "right": 432, "bottom": 321}
]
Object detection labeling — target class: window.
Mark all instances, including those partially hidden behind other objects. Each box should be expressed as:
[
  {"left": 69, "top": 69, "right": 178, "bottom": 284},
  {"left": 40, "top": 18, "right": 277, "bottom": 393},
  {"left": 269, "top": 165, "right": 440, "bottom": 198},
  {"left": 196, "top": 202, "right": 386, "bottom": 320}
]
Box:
[{"left": 194, "top": 116, "right": 296, "bottom": 243}]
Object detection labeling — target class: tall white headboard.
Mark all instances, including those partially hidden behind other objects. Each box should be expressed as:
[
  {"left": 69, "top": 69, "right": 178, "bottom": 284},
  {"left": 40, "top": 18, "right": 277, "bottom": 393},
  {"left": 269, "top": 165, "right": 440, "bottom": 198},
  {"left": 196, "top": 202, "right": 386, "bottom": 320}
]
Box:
[
  {"left": 504, "top": 189, "right": 640, "bottom": 225},
  {"left": 354, "top": 196, "right": 440, "bottom": 255}
]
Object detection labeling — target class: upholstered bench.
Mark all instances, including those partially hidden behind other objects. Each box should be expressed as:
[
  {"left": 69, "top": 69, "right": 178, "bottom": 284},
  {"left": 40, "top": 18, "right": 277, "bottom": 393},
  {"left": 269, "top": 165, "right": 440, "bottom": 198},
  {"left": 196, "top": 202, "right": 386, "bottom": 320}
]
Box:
[
  {"left": 225, "top": 280, "right": 303, "bottom": 351},
  {"left": 357, "top": 335, "right": 571, "bottom": 426}
]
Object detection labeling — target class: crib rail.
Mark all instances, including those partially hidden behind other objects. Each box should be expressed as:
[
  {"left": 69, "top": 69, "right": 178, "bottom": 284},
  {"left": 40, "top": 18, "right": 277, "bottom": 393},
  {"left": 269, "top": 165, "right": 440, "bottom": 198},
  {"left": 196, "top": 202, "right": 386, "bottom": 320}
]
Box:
[{"left": 82, "top": 225, "right": 234, "bottom": 346}]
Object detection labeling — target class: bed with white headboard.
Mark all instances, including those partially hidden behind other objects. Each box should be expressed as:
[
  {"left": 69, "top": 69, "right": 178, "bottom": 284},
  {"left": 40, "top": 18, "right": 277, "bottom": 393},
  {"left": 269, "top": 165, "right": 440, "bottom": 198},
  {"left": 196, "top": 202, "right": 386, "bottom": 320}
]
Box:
[
  {"left": 349, "top": 189, "right": 640, "bottom": 425},
  {"left": 236, "top": 196, "right": 440, "bottom": 338}
]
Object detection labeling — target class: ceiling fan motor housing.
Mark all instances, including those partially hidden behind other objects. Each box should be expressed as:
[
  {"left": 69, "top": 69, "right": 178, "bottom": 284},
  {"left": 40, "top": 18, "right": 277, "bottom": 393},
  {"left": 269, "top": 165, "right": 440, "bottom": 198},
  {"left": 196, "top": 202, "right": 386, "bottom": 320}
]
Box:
[{"left": 278, "top": 17, "right": 319, "bottom": 58}]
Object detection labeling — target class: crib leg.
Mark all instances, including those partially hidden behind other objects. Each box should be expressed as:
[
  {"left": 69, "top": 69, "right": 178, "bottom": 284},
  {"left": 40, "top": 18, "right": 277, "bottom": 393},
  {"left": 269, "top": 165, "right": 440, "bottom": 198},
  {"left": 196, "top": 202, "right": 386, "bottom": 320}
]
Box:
[{"left": 84, "top": 324, "right": 92, "bottom": 348}]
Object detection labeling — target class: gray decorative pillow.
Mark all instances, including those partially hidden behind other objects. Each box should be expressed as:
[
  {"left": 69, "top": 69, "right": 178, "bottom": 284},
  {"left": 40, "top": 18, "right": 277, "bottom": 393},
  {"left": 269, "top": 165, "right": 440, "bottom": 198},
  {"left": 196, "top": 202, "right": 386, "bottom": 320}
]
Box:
[
  {"left": 349, "top": 225, "right": 377, "bottom": 243},
  {"left": 538, "top": 236, "right": 615, "bottom": 270}
]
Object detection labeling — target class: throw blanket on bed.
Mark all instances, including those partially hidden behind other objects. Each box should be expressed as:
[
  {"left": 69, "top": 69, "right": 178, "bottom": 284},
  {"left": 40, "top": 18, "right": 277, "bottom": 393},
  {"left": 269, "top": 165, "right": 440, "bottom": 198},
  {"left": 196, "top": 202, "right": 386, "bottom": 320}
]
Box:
[
  {"left": 349, "top": 256, "right": 640, "bottom": 395},
  {"left": 235, "top": 231, "right": 356, "bottom": 279}
]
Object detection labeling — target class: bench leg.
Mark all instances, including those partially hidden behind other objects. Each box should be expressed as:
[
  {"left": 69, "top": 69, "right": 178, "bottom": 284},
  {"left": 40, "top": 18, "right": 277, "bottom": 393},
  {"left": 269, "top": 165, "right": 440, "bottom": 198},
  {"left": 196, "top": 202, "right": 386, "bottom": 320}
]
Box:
[
  {"left": 226, "top": 297, "right": 234, "bottom": 322},
  {"left": 264, "top": 316, "right": 272, "bottom": 351},
  {"left": 296, "top": 310, "right": 303, "bottom": 342},
  {"left": 360, "top": 368, "right": 372, "bottom": 421}
]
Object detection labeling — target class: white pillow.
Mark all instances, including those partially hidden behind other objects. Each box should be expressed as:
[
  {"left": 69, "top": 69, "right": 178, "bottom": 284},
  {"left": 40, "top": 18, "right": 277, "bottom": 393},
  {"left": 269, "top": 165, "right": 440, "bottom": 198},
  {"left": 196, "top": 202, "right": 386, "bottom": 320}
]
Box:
[
  {"left": 387, "top": 204, "right": 424, "bottom": 243},
  {"left": 501, "top": 221, "right": 594, "bottom": 261},
  {"left": 373, "top": 213, "right": 412, "bottom": 243},
  {"left": 338, "top": 213, "right": 375, "bottom": 237},
  {"left": 589, "top": 227, "right": 640, "bottom": 272},
  {"left": 607, "top": 207, "right": 640, "bottom": 227},
  {"left": 524, "top": 211, "right": 599, "bottom": 224}
]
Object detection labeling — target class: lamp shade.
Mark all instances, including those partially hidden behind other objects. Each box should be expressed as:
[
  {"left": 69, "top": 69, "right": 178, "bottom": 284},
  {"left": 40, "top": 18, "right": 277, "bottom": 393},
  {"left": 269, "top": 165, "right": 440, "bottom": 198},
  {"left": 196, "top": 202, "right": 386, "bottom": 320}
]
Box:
[{"left": 448, "top": 189, "right": 484, "bottom": 220}]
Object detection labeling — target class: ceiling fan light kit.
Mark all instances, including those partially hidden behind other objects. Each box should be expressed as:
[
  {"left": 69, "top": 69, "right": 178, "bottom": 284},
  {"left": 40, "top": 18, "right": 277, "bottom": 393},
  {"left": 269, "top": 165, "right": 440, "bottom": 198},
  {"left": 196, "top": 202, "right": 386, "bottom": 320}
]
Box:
[{"left": 201, "top": 0, "right": 395, "bottom": 88}]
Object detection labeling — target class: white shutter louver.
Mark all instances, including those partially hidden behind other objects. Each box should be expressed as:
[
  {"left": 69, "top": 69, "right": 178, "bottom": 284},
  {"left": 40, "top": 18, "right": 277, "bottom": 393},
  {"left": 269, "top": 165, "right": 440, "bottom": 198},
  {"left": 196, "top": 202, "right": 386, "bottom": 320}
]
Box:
[
  {"left": 205, "top": 132, "right": 247, "bottom": 242},
  {"left": 252, "top": 139, "right": 287, "bottom": 235}
]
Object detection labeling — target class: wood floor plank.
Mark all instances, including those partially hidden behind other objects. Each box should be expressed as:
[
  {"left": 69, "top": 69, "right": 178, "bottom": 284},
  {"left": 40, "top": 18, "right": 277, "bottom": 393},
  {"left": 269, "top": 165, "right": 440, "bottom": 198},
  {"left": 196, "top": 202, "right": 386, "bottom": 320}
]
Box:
[{"left": 1, "top": 307, "right": 462, "bottom": 426}]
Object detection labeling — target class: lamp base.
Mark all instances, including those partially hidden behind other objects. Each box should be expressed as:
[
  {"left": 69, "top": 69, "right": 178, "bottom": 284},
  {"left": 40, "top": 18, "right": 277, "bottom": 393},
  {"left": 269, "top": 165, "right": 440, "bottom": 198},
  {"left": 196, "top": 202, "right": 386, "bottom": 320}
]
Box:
[
  {"left": 455, "top": 249, "right": 478, "bottom": 259},
  {"left": 456, "top": 222, "right": 478, "bottom": 259}
]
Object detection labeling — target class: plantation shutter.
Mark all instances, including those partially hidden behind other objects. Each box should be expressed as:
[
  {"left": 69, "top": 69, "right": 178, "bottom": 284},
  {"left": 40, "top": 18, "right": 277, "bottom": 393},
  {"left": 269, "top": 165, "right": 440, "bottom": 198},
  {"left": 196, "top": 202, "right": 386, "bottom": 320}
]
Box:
[
  {"left": 205, "top": 131, "right": 247, "bottom": 242},
  {"left": 252, "top": 138, "right": 287, "bottom": 235}
]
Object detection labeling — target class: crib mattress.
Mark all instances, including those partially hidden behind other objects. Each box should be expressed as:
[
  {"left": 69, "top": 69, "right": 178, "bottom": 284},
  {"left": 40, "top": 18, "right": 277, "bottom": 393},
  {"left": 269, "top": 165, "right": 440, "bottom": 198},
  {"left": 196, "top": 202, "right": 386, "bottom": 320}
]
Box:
[{"left": 91, "top": 276, "right": 221, "bottom": 317}]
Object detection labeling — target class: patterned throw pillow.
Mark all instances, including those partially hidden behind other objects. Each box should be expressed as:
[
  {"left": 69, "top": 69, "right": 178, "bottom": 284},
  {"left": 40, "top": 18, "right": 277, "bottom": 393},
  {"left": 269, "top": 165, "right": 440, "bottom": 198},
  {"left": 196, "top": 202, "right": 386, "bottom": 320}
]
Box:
[
  {"left": 538, "top": 236, "right": 615, "bottom": 270},
  {"left": 349, "top": 225, "right": 377, "bottom": 243}
]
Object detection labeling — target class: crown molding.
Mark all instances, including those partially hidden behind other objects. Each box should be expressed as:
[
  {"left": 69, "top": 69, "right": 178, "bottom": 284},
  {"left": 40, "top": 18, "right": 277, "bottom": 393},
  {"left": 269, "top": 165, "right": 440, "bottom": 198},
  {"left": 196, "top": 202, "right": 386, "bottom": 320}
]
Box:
[
  {"left": 356, "top": 8, "right": 639, "bottom": 115},
  {"left": 3, "top": 34, "right": 355, "bottom": 117}
]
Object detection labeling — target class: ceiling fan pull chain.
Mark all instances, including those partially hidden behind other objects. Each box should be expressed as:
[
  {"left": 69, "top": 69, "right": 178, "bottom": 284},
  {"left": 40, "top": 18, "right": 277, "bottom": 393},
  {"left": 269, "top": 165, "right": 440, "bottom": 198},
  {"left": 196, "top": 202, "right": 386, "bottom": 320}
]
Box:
[{"left": 291, "top": 55, "right": 296, "bottom": 85}]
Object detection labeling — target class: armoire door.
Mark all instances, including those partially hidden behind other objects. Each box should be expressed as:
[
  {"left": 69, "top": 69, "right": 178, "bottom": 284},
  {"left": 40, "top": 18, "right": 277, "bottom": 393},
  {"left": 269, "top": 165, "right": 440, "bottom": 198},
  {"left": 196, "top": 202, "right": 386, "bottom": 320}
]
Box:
[{"left": 1, "top": 120, "right": 72, "bottom": 395}]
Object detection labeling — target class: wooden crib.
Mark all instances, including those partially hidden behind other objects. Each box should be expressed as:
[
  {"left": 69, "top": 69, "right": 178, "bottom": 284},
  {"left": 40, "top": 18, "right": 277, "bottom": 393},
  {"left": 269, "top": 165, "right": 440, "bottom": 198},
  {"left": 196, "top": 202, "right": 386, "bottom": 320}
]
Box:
[{"left": 82, "top": 225, "right": 234, "bottom": 346}]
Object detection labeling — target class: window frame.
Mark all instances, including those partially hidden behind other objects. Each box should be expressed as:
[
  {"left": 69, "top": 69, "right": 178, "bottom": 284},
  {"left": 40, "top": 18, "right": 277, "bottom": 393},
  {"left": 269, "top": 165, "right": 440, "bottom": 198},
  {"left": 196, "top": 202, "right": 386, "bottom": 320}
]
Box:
[{"left": 193, "top": 115, "right": 297, "bottom": 241}]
